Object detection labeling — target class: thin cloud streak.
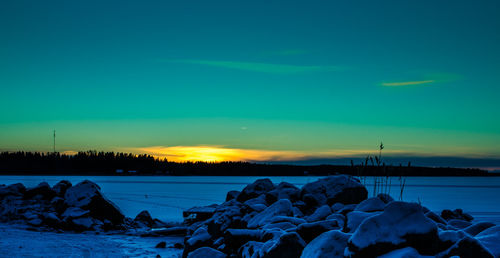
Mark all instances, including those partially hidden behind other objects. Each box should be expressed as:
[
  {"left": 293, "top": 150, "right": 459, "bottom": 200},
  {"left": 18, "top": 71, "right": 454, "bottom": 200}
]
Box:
[
  {"left": 381, "top": 80, "right": 435, "bottom": 86},
  {"left": 168, "top": 59, "right": 343, "bottom": 74}
]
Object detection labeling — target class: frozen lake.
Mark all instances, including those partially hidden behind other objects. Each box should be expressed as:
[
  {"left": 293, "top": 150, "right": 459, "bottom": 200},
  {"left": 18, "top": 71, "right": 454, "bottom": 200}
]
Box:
[{"left": 1, "top": 175, "right": 500, "bottom": 223}]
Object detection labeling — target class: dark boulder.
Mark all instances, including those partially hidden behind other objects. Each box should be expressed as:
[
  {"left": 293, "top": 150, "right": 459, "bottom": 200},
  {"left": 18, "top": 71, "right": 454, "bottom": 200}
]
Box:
[
  {"left": 226, "top": 191, "right": 240, "bottom": 202},
  {"left": 262, "top": 232, "right": 306, "bottom": 258},
  {"left": 24, "top": 182, "right": 56, "bottom": 200},
  {"left": 64, "top": 180, "right": 124, "bottom": 225},
  {"left": 301, "top": 230, "right": 350, "bottom": 258},
  {"left": 52, "top": 180, "right": 72, "bottom": 197},
  {"left": 297, "top": 219, "right": 341, "bottom": 243},
  {"left": 438, "top": 236, "right": 493, "bottom": 258},
  {"left": 0, "top": 183, "right": 26, "bottom": 198},
  {"left": 237, "top": 179, "right": 275, "bottom": 202},
  {"left": 300, "top": 175, "right": 368, "bottom": 208},
  {"left": 134, "top": 210, "right": 155, "bottom": 227},
  {"left": 247, "top": 199, "right": 293, "bottom": 228},
  {"left": 187, "top": 247, "right": 226, "bottom": 258}
]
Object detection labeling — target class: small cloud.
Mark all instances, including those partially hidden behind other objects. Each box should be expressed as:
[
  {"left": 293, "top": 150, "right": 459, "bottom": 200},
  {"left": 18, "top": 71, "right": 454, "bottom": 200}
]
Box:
[
  {"left": 381, "top": 80, "right": 435, "bottom": 87},
  {"left": 167, "top": 59, "right": 343, "bottom": 74}
]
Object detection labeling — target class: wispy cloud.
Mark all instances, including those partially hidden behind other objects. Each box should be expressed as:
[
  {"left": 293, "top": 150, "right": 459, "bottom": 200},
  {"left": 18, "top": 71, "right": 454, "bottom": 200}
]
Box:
[
  {"left": 381, "top": 80, "right": 435, "bottom": 87},
  {"left": 168, "top": 59, "right": 343, "bottom": 74},
  {"left": 269, "top": 49, "right": 308, "bottom": 56}
]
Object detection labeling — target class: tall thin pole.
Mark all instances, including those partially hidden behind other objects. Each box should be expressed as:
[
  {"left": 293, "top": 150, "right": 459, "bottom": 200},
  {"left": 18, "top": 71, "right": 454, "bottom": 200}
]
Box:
[{"left": 53, "top": 130, "right": 56, "bottom": 153}]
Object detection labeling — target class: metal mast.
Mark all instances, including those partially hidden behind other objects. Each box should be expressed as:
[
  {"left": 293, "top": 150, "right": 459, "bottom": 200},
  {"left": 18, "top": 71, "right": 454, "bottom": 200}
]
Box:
[{"left": 53, "top": 130, "right": 56, "bottom": 153}]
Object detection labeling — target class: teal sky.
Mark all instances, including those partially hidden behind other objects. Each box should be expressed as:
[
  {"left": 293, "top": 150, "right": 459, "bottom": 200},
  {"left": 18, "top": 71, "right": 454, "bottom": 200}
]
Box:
[{"left": 1, "top": 1, "right": 499, "bottom": 163}]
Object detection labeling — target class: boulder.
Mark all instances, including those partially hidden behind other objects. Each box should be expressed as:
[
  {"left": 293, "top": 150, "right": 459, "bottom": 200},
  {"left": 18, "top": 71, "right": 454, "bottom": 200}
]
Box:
[
  {"left": 330, "top": 203, "right": 344, "bottom": 213},
  {"left": 0, "top": 183, "right": 26, "bottom": 198},
  {"left": 155, "top": 241, "right": 167, "bottom": 248},
  {"left": 263, "top": 222, "right": 296, "bottom": 231},
  {"left": 239, "top": 241, "right": 264, "bottom": 258},
  {"left": 300, "top": 230, "right": 350, "bottom": 258},
  {"left": 425, "top": 211, "right": 447, "bottom": 225},
  {"left": 50, "top": 196, "right": 67, "bottom": 214},
  {"left": 226, "top": 191, "right": 240, "bottom": 202},
  {"left": 265, "top": 182, "right": 300, "bottom": 204},
  {"left": 297, "top": 219, "right": 341, "bottom": 243},
  {"left": 378, "top": 247, "right": 432, "bottom": 258},
  {"left": 24, "top": 182, "right": 56, "bottom": 200},
  {"left": 64, "top": 180, "right": 124, "bottom": 224},
  {"left": 463, "top": 222, "right": 495, "bottom": 236},
  {"left": 42, "top": 212, "right": 62, "bottom": 227},
  {"left": 187, "top": 247, "right": 226, "bottom": 258},
  {"left": 206, "top": 200, "right": 247, "bottom": 236},
  {"left": 346, "top": 211, "right": 381, "bottom": 233},
  {"left": 441, "top": 209, "right": 473, "bottom": 222},
  {"left": 376, "top": 193, "right": 394, "bottom": 204},
  {"left": 268, "top": 216, "right": 306, "bottom": 226},
  {"left": 325, "top": 214, "right": 346, "bottom": 228},
  {"left": 300, "top": 175, "right": 368, "bottom": 208},
  {"left": 69, "top": 217, "right": 95, "bottom": 231},
  {"left": 184, "top": 227, "right": 213, "bottom": 257},
  {"left": 134, "top": 210, "right": 155, "bottom": 227},
  {"left": 438, "top": 236, "right": 493, "bottom": 258},
  {"left": 247, "top": 199, "right": 293, "bottom": 228},
  {"left": 237, "top": 179, "right": 275, "bottom": 202},
  {"left": 447, "top": 219, "right": 472, "bottom": 229},
  {"left": 52, "top": 180, "right": 72, "bottom": 197},
  {"left": 306, "top": 205, "right": 332, "bottom": 222},
  {"left": 61, "top": 207, "right": 90, "bottom": 220},
  {"left": 183, "top": 205, "right": 217, "bottom": 224},
  {"left": 262, "top": 232, "right": 306, "bottom": 258},
  {"left": 347, "top": 202, "right": 439, "bottom": 257},
  {"left": 224, "top": 228, "right": 264, "bottom": 252},
  {"left": 354, "top": 197, "right": 386, "bottom": 212},
  {"left": 476, "top": 225, "right": 500, "bottom": 257},
  {"left": 437, "top": 230, "right": 468, "bottom": 250}
]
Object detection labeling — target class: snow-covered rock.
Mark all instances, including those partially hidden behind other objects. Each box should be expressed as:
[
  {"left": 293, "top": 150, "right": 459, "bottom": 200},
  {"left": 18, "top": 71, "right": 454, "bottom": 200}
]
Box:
[
  {"left": 325, "top": 214, "right": 345, "bottom": 228},
  {"left": 61, "top": 207, "right": 90, "bottom": 220},
  {"left": 300, "top": 230, "right": 350, "bottom": 258},
  {"left": 187, "top": 247, "right": 226, "bottom": 258},
  {"left": 425, "top": 211, "right": 447, "bottom": 225},
  {"left": 52, "top": 180, "right": 72, "bottom": 197},
  {"left": 134, "top": 210, "right": 155, "bottom": 228},
  {"left": 265, "top": 182, "right": 300, "bottom": 204},
  {"left": 237, "top": 179, "right": 275, "bottom": 202},
  {"left": 378, "top": 247, "right": 433, "bottom": 258},
  {"left": 306, "top": 205, "right": 332, "bottom": 222},
  {"left": 346, "top": 211, "right": 381, "bottom": 233},
  {"left": 247, "top": 199, "right": 293, "bottom": 228},
  {"left": 239, "top": 241, "right": 264, "bottom": 258},
  {"left": 448, "top": 219, "right": 472, "bottom": 229},
  {"left": 476, "top": 225, "right": 500, "bottom": 257},
  {"left": 24, "top": 182, "right": 56, "bottom": 200},
  {"left": 268, "top": 216, "right": 306, "bottom": 226},
  {"left": 297, "top": 219, "right": 341, "bottom": 242},
  {"left": 184, "top": 227, "right": 213, "bottom": 257},
  {"left": 260, "top": 232, "right": 306, "bottom": 258},
  {"left": 347, "top": 202, "right": 439, "bottom": 257},
  {"left": 64, "top": 180, "right": 124, "bottom": 224},
  {"left": 441, "top": 208, "right": 473, "bottom": 222},
  {"left": 354, "top": 197, "right": 386, "bottom": 212},
  {"left": 300, "top": 175, "right": 367, "bottom": 208},
  {"left": 226, "top": 190, "right": 240, "bottom": 202},
  {"left": 376, "top": 193, "right": 394, "bottom": 204},
  {"left": 0, "top": 183, "right": 26, "bottom": 198},
  {"left": 438, "top": 236, "right": 493, "bottom": 258},
  {"left": 463, "top": 221, "right": 495, "bottom": 236},
  {"left": 223, "top": 228, "right": 263, "bottom": 252}
]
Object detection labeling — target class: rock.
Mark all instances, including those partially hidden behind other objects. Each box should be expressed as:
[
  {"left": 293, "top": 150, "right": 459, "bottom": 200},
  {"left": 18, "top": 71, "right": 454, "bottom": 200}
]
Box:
[
  {"left": 297, "top": 219, "right": 341, "bottom": 243},
  {"left": 206, "top": 200, "right": 247, "bottom": 236},
  {"left": 378, "top": 247, "right": 432, "bottom": 258},
  {"left": 268, "top": 216, "right": 306, "bottom": 226},
  {"left": 330, "top": 203, "right": 344, "bottom": 213},
  {"left": 438, "top": 236, "right": 493, "bottom": 258},
  {"left": 354, "top": 197, "right": 386, "bottom": 212},
  {"left": 266, "top": 182, "right": 301, "bottom": 204},
  {"left": 134, "top": 210, "right": 155, "bottom": 227},
  {"left": 239, "top": 241, "right": 264, "bottom": 258},
  {"left": 184, "top": 227, "right": 212, "bottom": 257},
  {"left": 300, "top": 230, "right": 350, "bottom": 258},
  {"left": 425, "top": 211, "right": 447, "bottom": 225},
  {"left": 0, "top": 183, "right": 26, "bottom": 198},
  {"left": 27, "top": 218, "right": 43, "bottom": 226},
  {"left": 346, "top": 211, "right": 381, "bottom": 233},
  {"left": 463, "top": 222, "right": 495, "bottom": 236},
  {"left": 337, "top": 204, "right": 357, "bottom": 215},
  {"left": 42, "top": 212, "right": 61, "bottom": 227},
  {"left": 52, "top": 180, "right": 72, "bottom": 197},
  {"left": 376, "top": 193, "right": 394, "bottom": 204},
  {"left": 347, "top": 202, "right": 439, "bottom": 257},
  {"left": 50, "top": 196, "right": 67, "bottom": 214},
  {"left": 247, "top": 199, "right": 293, "bottom": 228},
  {"left": 226, "top": 191, "right": 240, "bottom": 201},
  {"left": 142, "top": 226, "right": 188, "bottom": 237},
  {"left": 306, "top": 205, "right": 332, "bottom": 222},
  {"left": 61, "top": 207, "right": 90, "bottom": 220},
  {"left": 438, "top": 230, "right": 468, "bottom": 250},
  {"left": 155, "top": 241, "right": 167, "bottom": 248},
  {"left": 300, "top": 175, "right": 368, "bottom": 209},
  {"left": 183, "top": 205, "right": 217, "bottom": 224},
  {"left": 24, "top": 182, "right": 56, "bottom": 200},
  {"left": 441, "top": 209, "right": 473, "bottom": 222},
  {"left": 447, "top": 219, "right": 472, "bottom": 229},
  {"left": 325, "top": 214, "right": 346, "bottom": 228},
  {"left": 476, "top": 225, "right": 500, "bottom": 257},
  {"left": 292, "top": 207, "right": 304, "bottom": 218},
  {"left": 259, "top": 232, "right": 306, "bottom": 258},
  {"left": 224, "top": 228, "right": 264, "bottom": 252},
  {"left": 70, "top": 217, "right": 95, "bottom": 231},
  {"left": 187, "top": 247, "right": 226, "bottom": 258},
  {"left": 244, "top": 194, "right": 268, "bottom": 207},
  {"left": 263, "top": 222, "right": 296, "bottom": 231},
  {"left": 64, "top": 180, "right": 124, "bottom": 224},
  {"left": 237, "top": 179, "right": 275, "bottom": 202}
]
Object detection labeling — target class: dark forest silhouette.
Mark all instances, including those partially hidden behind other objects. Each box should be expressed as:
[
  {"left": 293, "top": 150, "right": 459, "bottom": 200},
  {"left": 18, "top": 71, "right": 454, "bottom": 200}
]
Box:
[{"left": 0, "top": 151, "right": 491, "bottom": 176}]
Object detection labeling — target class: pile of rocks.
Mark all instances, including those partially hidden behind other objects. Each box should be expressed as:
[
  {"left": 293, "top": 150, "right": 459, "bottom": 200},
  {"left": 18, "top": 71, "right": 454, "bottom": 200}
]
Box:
[
  {"left": 181, "top": 175, "right": 500, "bottom": 258},
  {"left": 0, "top": 180, "right": 164, "bottom": 232}
]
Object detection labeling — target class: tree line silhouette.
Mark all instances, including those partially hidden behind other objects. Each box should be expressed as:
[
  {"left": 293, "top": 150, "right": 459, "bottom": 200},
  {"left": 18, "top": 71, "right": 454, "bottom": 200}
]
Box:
[{"left": 0, "top": 151, "right": 492, "bottom": 176}]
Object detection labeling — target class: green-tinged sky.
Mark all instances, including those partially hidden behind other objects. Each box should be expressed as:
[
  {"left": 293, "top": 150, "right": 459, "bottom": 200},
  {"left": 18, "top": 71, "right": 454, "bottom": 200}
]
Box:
[{"left": 0, "top": 0, "right": 499, "bottom": 164}]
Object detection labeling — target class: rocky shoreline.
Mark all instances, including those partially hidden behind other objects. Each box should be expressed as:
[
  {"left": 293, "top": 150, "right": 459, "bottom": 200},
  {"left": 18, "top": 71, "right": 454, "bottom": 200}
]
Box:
[{"left": 1, "top": 175, "right": 499, "bottom": 257}]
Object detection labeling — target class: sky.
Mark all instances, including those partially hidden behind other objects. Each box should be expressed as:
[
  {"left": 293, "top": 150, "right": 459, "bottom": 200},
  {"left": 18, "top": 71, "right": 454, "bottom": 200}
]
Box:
[{"left": 0, "top": 0, "right": 499, "bottom": 167}]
